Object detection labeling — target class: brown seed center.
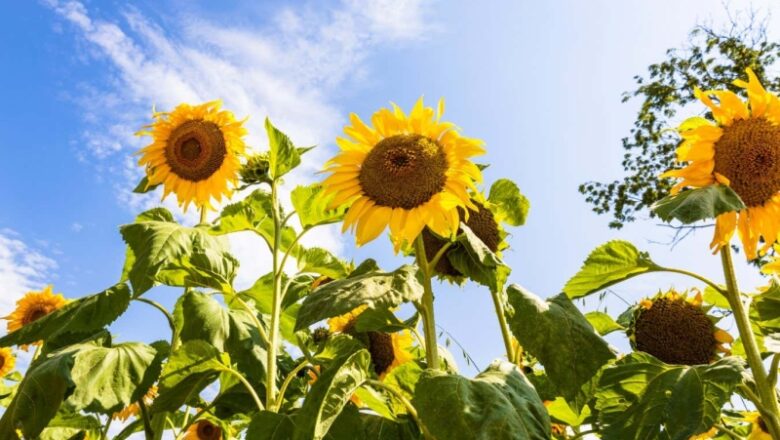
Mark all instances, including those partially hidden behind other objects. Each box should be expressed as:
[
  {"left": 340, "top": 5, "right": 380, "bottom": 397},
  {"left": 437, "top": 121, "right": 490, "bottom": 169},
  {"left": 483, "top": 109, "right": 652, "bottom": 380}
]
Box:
[
  {"left": 197, "top": 420, "right": 220, "bottom": 440},
  {"left": 165, "top": 120, "right": 227, "bottom": 182},
  {"left": 634, "top": 298, "right": 717, "bottom": 365},
  {"left": 714, "top": 117, "right": 780, "bottom": 207},
  {"left": 367, "top": 331, "right": 396, "bottom": 375},
  {"left": 359, "top": 134, "right": 448, "bottom": 209},
  {"left": 24, "top": 306, "right": 51, "bottom": 325}
]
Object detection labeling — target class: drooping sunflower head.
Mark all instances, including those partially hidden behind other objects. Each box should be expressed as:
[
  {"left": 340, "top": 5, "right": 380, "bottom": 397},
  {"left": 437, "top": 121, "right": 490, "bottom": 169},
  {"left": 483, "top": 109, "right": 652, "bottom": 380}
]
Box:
[
  {"left": 627, "top": 289, "right": 732, "bottom": 365},
  {"left": 184, "top": 420, "right": 222, "bottom": 440},
  {"left": 322, "top": 98, "right": 485, "bottom": 250},
  {"left": 367, "top": 330, "right": 415, "bottom": 379},
  {"left": 137, "top": 101, "right": 247, "bottom": 212},
  {"left": 421, "top": 196, "right": 505, "bottom": 278},
  {"left": 6, "top": 286, "right": 68, "bottom": 349},
  {"left": 0, "top": 347, "right": 16, "bottom": 378},
  {"left": 662, "top": 69, "right": 780, "bottom": 259},
  {"left": 112, "top": 386, "right": 158, "bottom": 422},
  {"left": 746, "top": 412, "right": 772, "bottom": 440},
  {"left": 327, "top": 305, "right": 369, "bottom": 334}
]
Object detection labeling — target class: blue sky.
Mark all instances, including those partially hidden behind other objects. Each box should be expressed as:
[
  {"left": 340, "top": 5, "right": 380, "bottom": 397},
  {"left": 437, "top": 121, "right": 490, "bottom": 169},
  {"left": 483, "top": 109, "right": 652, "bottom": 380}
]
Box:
[{"left": 1, "top": 0, "right": 779, "bottom": 375}]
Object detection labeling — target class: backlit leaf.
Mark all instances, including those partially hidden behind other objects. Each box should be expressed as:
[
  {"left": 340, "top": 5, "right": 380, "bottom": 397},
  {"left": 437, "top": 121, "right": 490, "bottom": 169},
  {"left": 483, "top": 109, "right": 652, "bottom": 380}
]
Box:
[
  {"left": 652, "top": 185, "right": 745, "bottom": 224},
  {"left": 487, "top": 178, "right": 530, "bottom": 226},
  {"left": 564, "top": 240, "right": 659, "bottom": 299}
]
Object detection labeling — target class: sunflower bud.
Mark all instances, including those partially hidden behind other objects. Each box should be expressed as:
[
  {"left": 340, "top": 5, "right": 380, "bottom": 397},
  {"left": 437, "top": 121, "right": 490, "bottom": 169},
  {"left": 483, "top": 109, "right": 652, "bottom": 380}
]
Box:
[{"left": 239, "top": 153, "right": 272, "bottom": 186}]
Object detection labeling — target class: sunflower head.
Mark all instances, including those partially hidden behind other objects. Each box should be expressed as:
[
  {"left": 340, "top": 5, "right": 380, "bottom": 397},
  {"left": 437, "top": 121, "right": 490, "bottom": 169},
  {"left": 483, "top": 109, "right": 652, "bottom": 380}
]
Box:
[
  {"left": 137, "top": 101, "right": 247, "bottom": 212},
  {"left": 311, "top": 327, "right": 330, "bottom": 344},
  {"left": 327, "top": 305, "right": 369, "bottom": 334},
  {"left": 688, "top": 427, "right": 718, "bottom": 440},
  {"left": 627, "top": 289, "right": 732, "bottom": 365},
  {"left": 0, "top": 347, "right": 16, "bottom": 378},
  {"left": 746, "top": 412, "right": 772, "bottom": 440},
  {"left": 6, "top": 286, "right": 68, "bottom": 349},
  {"left": 112, "top": 386, "right": 158, "bottom": 422},
  {"left": 662, "top": 69, "right": 780, "bottom": 259},
  {"left": 184, "top": 420, "right": 222, "bottom": 440},
  {"left": 322, "top": 98, "right": 485, "bottom": 251},
  {"left": 422, "top": 197, "right": 505, "bottom": 278}
]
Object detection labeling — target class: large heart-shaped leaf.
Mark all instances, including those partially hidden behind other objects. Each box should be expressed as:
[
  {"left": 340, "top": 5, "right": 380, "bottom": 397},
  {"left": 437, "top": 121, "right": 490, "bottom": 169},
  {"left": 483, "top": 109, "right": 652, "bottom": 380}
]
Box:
[
  {"left": 295, "top": 265, "right": 423, "bottom": 331},
  {"left": 594, "top": 353, "right": 744, "bottom": 440},
  {"left": 413, "top": 361, "right": 551, "bottom": 440},
  {"left": 0, "top": 283, "right": 131, "bottom": 348},
  {"left": 505, "top": 285, "right": 615, "bottom": 408},
  {"left": 652, "top": 185, "right": 745, "bottom": 224},
  {"left": 563, "top": 240, "right": 659, "bottom": 299}
]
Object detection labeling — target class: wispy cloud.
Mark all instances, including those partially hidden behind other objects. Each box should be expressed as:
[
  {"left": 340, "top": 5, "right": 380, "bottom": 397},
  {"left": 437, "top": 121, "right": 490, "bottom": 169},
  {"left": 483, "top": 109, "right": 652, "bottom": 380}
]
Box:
[
  {"left": 44, "top": 0, "right": 433, "bottom": 288},
  {"left": 0, "top": 229, "right": 58, "bottom": 319}
]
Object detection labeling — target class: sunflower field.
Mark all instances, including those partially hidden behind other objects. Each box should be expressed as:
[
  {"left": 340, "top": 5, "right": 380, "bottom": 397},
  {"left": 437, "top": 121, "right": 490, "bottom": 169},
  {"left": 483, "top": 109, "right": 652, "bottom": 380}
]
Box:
[{"left": 2, "top": 68, "right": 780, "bottom": 440}]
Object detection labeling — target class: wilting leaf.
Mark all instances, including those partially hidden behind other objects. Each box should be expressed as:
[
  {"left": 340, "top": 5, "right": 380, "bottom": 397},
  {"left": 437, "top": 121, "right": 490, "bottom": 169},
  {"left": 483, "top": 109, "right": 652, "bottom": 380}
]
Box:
[
  {"left": 487, "top": 178, "right": 530, "bottom": 226},
  {"left": 293, "top": 350, "right": 371, "bottom": 440},
  {"left": 594, "top": 353, "right": 743, "bottom": 440},
  {"left": 0, "top": 283, "right": 131, "bottom": 348},
  {"left": 295, "top": 265, "right": 423, "bottom": 331},
  {"left": 413, "top": 361, "right": 551, "bottom": 440},
  {"left": 652, "top": 185, "right": 745, "bottom": 224},
  {"left": 505, "top": 286, "right": 615, "bottom": 408},
  {"left": 151, "top": 340, "right": 230, "bottom": 413},
  {"left": 266, "top": 118, "right": 312, "bottom": 179},
  {"left": 447, "top": 224, "right": 511, "bottom": 292},
  {"left": 564, "top": 240, "right": 659, "bottom": 299},
  {"left": 585, "top": 311, "right": 625, "bottom": 336},
  {"left": 121, "top": 219, "right": 238, "bottom": 295},
  {"left": 291, "top": 184, "right": 348, "bottom": 229}
]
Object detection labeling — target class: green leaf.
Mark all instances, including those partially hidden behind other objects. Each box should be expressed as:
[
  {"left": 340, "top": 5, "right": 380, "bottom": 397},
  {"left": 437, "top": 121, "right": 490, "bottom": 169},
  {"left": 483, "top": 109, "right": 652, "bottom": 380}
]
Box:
[
  {"left": 151, "top": 340, "right": 230, "bottom": 412},
  {"left": 652, "top": 185, "right": 745, "bottom": 224},
  {"left": 291, "top": 184, "right": 348, "bottom": 229},
  {"left": 505, "top": 286, "right": 615, "bottom": 408},
  {"left": 361, "top": 414, "right": 420, "bottom": 439},
  {"left": 296, "top": 247, "right": 352, "bottom": 280},
  {"left": 266, "top": 118, "right": 308, "bottom": 179},
  {"left": 447, "top": 224, "right": 511, "bottom": 292},
  {"left": 132, "top": 176, "right": 161, "bottom": 194},
  {"left": 0, "top": 284, "right": 131, "bottom": 348},
  {"left": 751, "top": 280, "right": 780, "bottom": 334},
  {"left": 247, "top": 411, "right": 296, "bottom": 440},
  {"left": 353, "top": 308, "right": 408, "bottom": 333},
  {"left": 413, "top": 361, "right": 551, "bottom": 440},
  {"left": 239, "top": 273, "right": 300, "bottom": 343},
  {"left": 210, "top": 189, "right": 298, "bottom": 250},
  {"left": 121, "top": 219, "right": 238, "bottom": 295},
  {"left": 293, "top": 350, "right": 371, "bottom": 440},
  {"left": 314, "top": 334, "right": 363, "bottom": 364},
  {"left": 563, "top": 240, "right": 659, "bottom": 299},
  {"left": 295, "top": 265, "right": 424, "bottom": 331},
  {"left": 545, "top": 397, "right": 591, "bottom": 427},
  {"left": 703, "top": 286, "right": 731, "bottom": 310},
  {"left": 594, "top": 353, "right": 744, "bottom": 440},
  {"left": 39, "top": 411, "right": 102, "bottom": 440},
  {"left": 487, "top": 178, "right": 530, "bottom": 226},
  {"left": 585, "top": 311, "right": 625, "bottom": 336}
]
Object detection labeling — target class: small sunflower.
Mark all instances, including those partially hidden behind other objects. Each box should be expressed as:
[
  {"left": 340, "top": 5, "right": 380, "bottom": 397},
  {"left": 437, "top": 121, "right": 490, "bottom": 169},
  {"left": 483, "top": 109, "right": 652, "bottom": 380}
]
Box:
[
  {"left": 662, "top": 69, "right": 780, "bottom": 259},
  {"left": 627, "top": 289, "right": 732, "bottom": 365},
  {"left": 184, "top": 420, "right": 222, "bottom": 440},
  {"left": 0, "top": 347, "right": 16, "bottom": 378},
  {"left": 5, "top": 286, "right": 67, "bottom": 349},
  {"left": 322, "top": 98, "right": 485, "bottom": 250},
  {"left": 746, "top": 412, "right": 772, "bottom": 440},
  {"left": 688, "top": 427, "right": 718, "bottom": 440},
  {"left": 137, "top": 101, "right": 247, "bottom": 211},
  {"left": 421, "top": 196, "right": 505, "bottom": 278},
  {"left": 112, "top": 386, "right": 158, "bottom": 422}
]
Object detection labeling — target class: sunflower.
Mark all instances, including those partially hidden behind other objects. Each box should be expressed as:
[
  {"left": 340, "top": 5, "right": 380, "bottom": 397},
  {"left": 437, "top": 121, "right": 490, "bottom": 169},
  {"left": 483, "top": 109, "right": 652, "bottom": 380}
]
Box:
[
  {"left": 184, "top": 420, "right": 222, "bottom": 440},
  {"left": 662, "top": 69, "right": 780, "bottom": 259},
  {"left": 137, "top": 101, "right": 247, "bottom": 211},
  {"left": 112, "top": 386, "right": 158, "bottom": 422},
  {"left": 0, "top": 347, "right": 15, "bottom": 378},
  {"left": 5, "top": 286, "right": 67, "bottom": 349},
  {"left": 746, "top": 412, "right": 772, "bottom": 440},
  {"left": 689, "top": 427, "right": 718, "bottom": 440},
  {"left": 627, "top": 289, "right": 732, "bottom": 365},
  {"left": 421, "top": 196, "right": 506, "bottom": 278},
  {"left": 327, "top": 306, "right": 415, "bottom": 379},
  {"left": 322, "top": 98, "right": 485, "bottom": 250}
]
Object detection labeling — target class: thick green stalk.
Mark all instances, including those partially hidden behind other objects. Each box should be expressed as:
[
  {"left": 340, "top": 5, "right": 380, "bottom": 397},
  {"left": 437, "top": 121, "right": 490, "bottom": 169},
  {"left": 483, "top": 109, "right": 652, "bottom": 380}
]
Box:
[
  {"left": 720, "top": 247, "right": 780, "bottom": 438},
  {"left": 266, "top": 179, "right": 283, "bottom": 409},
  {"left": 414, "top": 236, "right": 439, "bottom": 370},
  {"left": 489, "top": 287, "right": 515, "bottom": 361}
]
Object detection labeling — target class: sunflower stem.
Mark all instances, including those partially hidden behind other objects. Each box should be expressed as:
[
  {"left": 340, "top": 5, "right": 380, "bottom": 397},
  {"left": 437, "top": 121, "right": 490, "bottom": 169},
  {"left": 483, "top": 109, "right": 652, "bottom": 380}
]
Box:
[
  {"left": 225, "top": 366, "right": 264, "bottom": 413},
  {"left": 199, "top": 206, "right": 208, "bottom": 225},
  {"left": 274, "top": 360, "right": 309, "bottom": 411},
  {"left": 414, "top": 235, "right": 440, "bottom": 371},
  {"left": 266, "top": 179, "right": 283, "bottom": 410},
  {"left": 770, "top": 354, "right": 780, "bottom": 387},
  {"left": 137, "top": 398, "right": 155, "bottom": 440},
  {"left": 720, "top": 246, "right": 780, "bottom": 438},
  {"left": 489, "top": 287, "right": 515, "bottom": 362}
]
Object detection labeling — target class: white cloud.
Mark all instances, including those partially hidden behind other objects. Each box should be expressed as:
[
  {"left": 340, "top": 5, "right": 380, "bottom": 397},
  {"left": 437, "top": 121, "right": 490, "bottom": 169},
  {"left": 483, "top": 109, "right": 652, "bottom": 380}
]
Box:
[
  {"left": 45, "top": 0, "right": 432, "bottom": 287},
  {"left": 0, "top": 229, "right": 58, "bottom": 319}
]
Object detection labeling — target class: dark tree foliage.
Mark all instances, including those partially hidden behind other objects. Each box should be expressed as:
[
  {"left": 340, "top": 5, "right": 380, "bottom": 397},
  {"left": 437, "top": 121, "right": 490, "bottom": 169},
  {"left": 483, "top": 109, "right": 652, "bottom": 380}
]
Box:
[{"left": 580, "top": 17, "right": 780, "bottom": 230}]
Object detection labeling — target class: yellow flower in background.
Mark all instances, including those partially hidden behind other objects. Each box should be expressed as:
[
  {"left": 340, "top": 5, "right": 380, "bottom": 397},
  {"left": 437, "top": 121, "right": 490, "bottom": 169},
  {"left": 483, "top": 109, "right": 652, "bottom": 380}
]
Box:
[
  {"left": 5, "top": 286, "right": 67, "bottom": 350},
  {"left": 662, "top": 68, "right": 780, "bottom": 259},
  {"left": 184, "top": 420, "right": 222, "bottom": 440},
  {"left": 628, "top": 289, "right": 732, "bottom": 365},
  {"left": 322, "top": 97, "right": 485, "bottom": 250},
  {"left": 0, "top": 347, "right": 15, "bottom": 378},
  {"left": 112, "top": 386, "right": 158, "bottom": 422},
  {"left": 327, "top": 305, "right": 369, "bottom": 334},
  {"left": 746, "top": 412, "right": 772, "bottom": 440},
  {"left": 137, "top": 101, "right": 247, "bottom": 211},
  {"left": 689, "top": 427, "right": 718, "bottom": 440}
]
